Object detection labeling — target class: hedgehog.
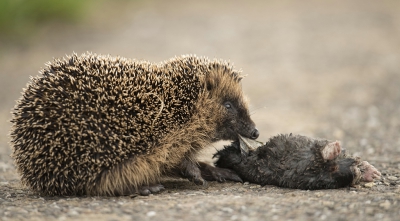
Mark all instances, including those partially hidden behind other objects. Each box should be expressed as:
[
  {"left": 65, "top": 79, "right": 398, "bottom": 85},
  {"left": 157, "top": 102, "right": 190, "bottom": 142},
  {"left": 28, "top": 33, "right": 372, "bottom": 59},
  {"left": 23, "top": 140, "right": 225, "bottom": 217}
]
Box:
[
  {"left": 210, "top": 134, "right": 381, "bottom": 189},
  {"left": 10, "top": 52, "right": 259, "bottom": 196}
]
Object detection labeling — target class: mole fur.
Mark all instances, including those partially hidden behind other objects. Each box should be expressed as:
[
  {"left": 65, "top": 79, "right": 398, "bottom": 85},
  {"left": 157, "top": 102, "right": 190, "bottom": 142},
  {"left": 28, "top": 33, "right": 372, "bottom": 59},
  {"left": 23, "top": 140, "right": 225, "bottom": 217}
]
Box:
[{"left": 214, "top": 134, "right": 381, "bottom": 190}]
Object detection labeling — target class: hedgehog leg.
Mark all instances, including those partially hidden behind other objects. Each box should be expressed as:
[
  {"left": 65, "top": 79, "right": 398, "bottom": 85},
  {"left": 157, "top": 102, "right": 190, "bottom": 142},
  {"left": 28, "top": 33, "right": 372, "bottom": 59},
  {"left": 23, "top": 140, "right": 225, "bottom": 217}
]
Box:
[
  {"left": 321, "top": 141, "right": 341, "bottom": 161},
  {"left": 359, "top": 161, "right": 381, "bottom": 182},
  {"left": 177, "top": 158, "right": 207, "bottom": 186},
  {"left": 138, "top": 184, "right": 165, "bottom": 196},
  {"left": 199, "top": 162, "right": 243, "bottom": 183}
]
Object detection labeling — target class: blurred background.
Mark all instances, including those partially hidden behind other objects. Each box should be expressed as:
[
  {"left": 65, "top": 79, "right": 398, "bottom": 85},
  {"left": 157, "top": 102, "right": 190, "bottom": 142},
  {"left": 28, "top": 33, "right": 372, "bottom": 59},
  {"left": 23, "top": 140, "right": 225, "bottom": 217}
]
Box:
[{"left": 0, "top": 0, "right": 399, "bottom": 174}]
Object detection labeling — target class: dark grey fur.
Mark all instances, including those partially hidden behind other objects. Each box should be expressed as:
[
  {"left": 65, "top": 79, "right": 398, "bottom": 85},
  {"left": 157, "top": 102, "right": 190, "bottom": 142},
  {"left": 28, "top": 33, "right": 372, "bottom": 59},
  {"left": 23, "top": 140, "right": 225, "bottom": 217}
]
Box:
[{"left": 213, "top": 134, "right": 381, "bottom": 190}]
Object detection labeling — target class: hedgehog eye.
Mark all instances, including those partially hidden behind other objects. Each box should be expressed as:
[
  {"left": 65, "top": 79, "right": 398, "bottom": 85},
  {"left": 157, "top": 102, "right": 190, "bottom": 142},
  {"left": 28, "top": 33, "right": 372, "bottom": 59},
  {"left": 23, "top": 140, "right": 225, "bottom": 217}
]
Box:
[{"left": 224, "top": 102, "right": 232, "bottom": 109}]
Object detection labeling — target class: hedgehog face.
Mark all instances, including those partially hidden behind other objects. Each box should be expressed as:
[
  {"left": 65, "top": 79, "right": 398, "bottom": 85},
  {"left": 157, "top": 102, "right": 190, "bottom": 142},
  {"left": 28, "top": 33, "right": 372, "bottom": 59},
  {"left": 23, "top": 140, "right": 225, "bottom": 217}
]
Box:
[
  {"left": 204, "top": 68, "right": 259, "bottom": 141},
  {"left": 215, "top": 99, "right": 258, "bottom": 141}
]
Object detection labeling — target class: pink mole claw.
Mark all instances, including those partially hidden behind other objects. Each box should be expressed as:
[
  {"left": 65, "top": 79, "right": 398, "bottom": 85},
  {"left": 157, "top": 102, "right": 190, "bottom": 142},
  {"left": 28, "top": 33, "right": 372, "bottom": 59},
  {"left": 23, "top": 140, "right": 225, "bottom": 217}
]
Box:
[
  {"left": 321, "top": 141, "right": 342, "bottom": 160},
  {"left": 360, "top": 161, "right": 382, "bottom": 182}
]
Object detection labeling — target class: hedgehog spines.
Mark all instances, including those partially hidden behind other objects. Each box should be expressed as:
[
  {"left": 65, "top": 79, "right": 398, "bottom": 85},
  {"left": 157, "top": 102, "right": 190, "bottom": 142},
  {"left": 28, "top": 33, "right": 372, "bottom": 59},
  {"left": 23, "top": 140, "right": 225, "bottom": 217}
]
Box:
[{"left": 11, "top": 52, "right": 251, "bottom": 196}]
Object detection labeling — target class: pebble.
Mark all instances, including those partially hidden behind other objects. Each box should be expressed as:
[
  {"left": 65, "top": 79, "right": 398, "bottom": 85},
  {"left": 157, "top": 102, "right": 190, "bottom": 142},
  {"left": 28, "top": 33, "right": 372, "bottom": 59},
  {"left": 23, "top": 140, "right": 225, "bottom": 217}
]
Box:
[
  {"left": 322, "top": 201, "right": 334, "bottom": 207},
  {"left": 221, "top": 207, "right": 233, "bottom": 213},
  {"left": 365, "top": 207, "right": 375, "bottom": 215},
  {"left": 0, "top": 181, "right": 9, "bottom": 186},
  {"left": 387, "top": 176, "right": 398, "bottom": 181},
  {"left": 315, "top": 192, "right": 323, "bottom": 197},
  {"left": 146, "top": 211, "right": 156, "bottom": 217},
  {"left": 68, "top": 210, "right": 79, "bottom": 216},
  {"left": 379, "top": 200, "right": 391, "bottom": 210},
  {"left": 383, "top": 181, "right": 390, "bottom": 186},
  {"left": 364, "top": 183, "right": 375, "bottom": 188}
]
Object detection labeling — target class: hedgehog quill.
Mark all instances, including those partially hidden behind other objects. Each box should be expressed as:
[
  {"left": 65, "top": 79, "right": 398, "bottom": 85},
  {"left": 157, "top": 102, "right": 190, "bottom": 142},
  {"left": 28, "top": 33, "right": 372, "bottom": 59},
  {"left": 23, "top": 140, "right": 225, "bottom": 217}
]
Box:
[{"left": 10, "top": 53, "right": 258, "bottom": 196}]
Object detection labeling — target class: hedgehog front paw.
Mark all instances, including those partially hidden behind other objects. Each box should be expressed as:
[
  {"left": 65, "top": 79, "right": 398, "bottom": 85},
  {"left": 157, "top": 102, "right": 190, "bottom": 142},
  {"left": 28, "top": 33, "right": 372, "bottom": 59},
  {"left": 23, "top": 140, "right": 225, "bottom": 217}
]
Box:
[
  {"left": 138, "top": 184, "right": 165, "bottom": 196},
  {"left": 178, "top": 159, "right": 208, "bottom": 186}
]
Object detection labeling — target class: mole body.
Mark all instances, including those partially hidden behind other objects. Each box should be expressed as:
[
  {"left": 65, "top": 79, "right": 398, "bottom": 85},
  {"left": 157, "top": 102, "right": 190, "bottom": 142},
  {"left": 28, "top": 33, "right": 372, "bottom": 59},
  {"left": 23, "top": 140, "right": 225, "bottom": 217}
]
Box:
[{"left": 213, "top": 134, "right": 381, "bottom": 189}]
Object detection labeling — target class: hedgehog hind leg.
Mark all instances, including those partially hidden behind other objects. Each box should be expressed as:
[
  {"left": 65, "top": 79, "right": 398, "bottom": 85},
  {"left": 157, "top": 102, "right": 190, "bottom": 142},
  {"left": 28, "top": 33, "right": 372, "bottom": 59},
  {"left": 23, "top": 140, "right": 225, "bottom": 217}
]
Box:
[{"left": 87, "top": 155, "right": 164, "bottom": 196}]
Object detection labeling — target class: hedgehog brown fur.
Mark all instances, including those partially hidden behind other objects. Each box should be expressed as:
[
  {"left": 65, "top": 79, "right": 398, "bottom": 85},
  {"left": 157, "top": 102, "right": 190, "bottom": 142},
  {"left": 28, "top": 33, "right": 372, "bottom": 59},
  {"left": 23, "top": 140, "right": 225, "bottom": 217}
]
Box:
[{"left": 10, "top": 53, "right": 258, "bottom": 196}]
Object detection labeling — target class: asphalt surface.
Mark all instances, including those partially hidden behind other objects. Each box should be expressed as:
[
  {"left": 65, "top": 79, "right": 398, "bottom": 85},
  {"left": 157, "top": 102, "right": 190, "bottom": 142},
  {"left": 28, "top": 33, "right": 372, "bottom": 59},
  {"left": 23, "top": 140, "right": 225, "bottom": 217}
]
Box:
[{"left": 0, "top": 0, "right": 399, "bottom": 220}]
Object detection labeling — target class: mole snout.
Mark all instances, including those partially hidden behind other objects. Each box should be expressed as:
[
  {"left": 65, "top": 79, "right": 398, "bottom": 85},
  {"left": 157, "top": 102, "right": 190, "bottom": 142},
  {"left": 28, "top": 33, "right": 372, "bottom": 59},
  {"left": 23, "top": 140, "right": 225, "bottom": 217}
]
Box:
[{"left": 250, "top": 128, "right": 259, "bottom": 139}]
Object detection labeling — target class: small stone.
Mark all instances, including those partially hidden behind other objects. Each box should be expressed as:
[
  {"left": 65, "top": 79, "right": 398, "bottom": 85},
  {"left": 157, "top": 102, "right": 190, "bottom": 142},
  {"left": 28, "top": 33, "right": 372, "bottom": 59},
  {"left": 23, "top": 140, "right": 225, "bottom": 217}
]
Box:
[
  {"left": 230, "top": 215, "right": 238, "bottom": 220},
  {"left": 387, "top": 176, "right": 398, "bottom": 181},
  {"left": 146, "top": 211, "right": 156, "bottom": 217},
  {"left": 379, "top": 200, "right": 391, "bottom": 210},
  {"left": 364, "top": 182, "right": 375, "bottom": 188},
  {"left": 322, "top": 201, "right": 334, "bottom": 207},
  {"left": 333, "top": 129, "right": 344, "bottom": 139},
  {"left": 221, "top": 207, "right": 233, "bottom": 213},
  {"left": 383, "top": 181, "right": 390, "bottom": 186},
  {"left": 365, "top": 207, "right": 375, "bottom": 215},
  {"left": 244, "top": 182, "right": 249, "bottom": 185},
  {"left": 68, "top": 210, "right": 79, "bottom": 216},
  {"left": 315, "top": 192, "right": 323, "bottom": 197}
]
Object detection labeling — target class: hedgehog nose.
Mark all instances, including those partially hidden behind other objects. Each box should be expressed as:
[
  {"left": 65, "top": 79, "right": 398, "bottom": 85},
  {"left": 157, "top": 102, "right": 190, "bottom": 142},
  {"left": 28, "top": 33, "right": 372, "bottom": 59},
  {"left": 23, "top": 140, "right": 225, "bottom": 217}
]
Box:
[{"left": 250, "top": 128, "right": 259, "bottom": 139}]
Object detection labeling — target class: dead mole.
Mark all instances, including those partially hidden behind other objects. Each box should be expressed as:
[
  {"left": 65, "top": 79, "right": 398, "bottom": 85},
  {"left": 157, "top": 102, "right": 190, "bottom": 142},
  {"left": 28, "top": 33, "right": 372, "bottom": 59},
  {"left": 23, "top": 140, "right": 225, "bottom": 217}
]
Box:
[{"left": 208, "top": 134, "right": 381, "bottom": 190}]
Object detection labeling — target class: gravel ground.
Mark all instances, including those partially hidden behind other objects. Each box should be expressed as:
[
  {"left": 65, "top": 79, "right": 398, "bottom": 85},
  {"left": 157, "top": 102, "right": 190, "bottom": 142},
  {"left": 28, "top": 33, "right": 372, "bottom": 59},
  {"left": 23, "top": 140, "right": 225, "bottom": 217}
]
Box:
[{"left": 1, "top": 0, "right": 399, "bottom": 220}]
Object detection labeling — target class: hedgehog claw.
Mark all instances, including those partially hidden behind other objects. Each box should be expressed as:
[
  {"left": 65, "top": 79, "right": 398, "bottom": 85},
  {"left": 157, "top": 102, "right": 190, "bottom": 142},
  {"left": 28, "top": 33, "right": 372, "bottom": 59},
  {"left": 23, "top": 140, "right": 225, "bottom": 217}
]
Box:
[
  {"left": 138, "top": 184, "right": 165, "bottom": 196},
  {"left": 192, "top": 177, "right": 208, "bottom": 186}
]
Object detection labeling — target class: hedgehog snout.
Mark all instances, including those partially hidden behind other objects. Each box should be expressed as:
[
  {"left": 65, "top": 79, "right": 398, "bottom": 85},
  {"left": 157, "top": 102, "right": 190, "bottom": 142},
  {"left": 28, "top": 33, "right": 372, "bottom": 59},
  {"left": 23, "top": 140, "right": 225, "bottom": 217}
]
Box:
[
  {"left": 250, "top": 128, "right": 259, "bottom": 139},
  {"left": 238, "top": 120, "right": 258, "bottom": 140}
]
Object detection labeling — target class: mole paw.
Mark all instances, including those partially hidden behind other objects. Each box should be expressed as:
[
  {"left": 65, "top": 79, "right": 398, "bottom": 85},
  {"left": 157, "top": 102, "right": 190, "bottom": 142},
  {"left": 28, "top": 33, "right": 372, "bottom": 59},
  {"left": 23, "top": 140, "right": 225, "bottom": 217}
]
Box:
[
  {"left": 138, "top": 184, "right": 165, "bottom": 196},
  {"left": 321, "top": 141, "right": 341, "bottom": 160},
  {"left": 359, "top": 161, "right": 381, "bottom": 182}
]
